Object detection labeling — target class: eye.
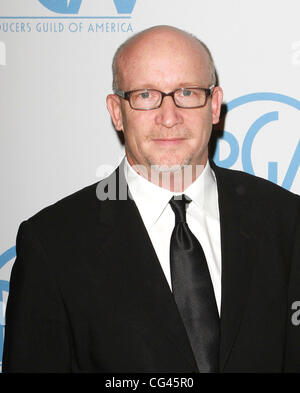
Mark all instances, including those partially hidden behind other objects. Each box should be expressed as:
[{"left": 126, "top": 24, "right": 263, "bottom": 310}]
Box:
[
  {"left": 182, "top": 89, "right": 193, "bottom": 97},
  {"left": 140, "top": 91, "right": 150, "bottom": 99}
]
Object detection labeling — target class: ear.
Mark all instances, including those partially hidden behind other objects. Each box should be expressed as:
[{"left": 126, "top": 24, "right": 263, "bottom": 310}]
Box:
[
  {"left": 106, "top": 94, "right": 124, "bottom": 131},
  {"left": 211, "top": 86, "right": 223, "bottom": 125}
]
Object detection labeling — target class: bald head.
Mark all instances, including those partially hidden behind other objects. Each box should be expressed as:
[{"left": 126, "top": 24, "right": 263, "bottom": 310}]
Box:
[
  {"left": 106, "top": 25, "right": 223, "bottom": 185},
  {"left": 112, "top": 25, "right": 216, "bottom": 91}
]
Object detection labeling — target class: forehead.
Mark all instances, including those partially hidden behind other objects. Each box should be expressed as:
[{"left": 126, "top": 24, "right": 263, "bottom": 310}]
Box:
[{"left": 117, "top": 30, "right": 211, "bottom": 90}]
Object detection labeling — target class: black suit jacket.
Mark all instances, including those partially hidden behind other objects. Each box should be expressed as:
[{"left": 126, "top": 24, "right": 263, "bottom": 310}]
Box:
[{"left": 3, "top": 161, "right": 300, "bottom": 373}]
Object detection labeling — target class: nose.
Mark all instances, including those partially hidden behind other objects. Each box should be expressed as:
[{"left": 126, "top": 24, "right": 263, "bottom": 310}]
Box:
[{"left": 155, "top": 95, "right": 183, "bottom": 128}]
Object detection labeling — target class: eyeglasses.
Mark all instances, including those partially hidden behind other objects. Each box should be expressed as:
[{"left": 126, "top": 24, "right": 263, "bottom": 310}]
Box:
[{"left": 114, "top": 85, "right": 215, "bottom": 110}]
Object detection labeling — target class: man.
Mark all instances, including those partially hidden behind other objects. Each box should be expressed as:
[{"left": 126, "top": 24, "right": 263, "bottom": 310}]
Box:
[{"left": 3, "top": 26, "right": 300, "bottom": 373}]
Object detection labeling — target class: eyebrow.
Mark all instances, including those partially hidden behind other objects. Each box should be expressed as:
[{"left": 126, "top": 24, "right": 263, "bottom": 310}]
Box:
[{"left": 128, "top": 83, "right": 205, "bottom": 91}]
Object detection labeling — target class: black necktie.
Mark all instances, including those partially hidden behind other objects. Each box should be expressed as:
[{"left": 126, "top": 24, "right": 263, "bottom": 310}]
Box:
[{"left": 169, "top": 195, "right": 220, "bottom": 372}]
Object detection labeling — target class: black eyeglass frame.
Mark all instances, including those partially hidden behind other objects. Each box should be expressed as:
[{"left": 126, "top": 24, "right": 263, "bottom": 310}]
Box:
[{"left": 113, "top": 85, "right": 215, "bottom": 110}]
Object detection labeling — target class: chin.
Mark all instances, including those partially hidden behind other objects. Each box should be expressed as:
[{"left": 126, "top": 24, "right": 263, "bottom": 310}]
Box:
[
  {"left": 150, "top": 164, "right": 184, "bottom": 173},
  {"left": 148, "top": 156, "right": 192, "bottom": 173}
]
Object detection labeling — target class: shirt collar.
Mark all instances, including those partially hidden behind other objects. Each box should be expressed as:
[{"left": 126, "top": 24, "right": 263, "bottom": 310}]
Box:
[{"left": 123, "top": 156, "right": 219, "bottom": 231}]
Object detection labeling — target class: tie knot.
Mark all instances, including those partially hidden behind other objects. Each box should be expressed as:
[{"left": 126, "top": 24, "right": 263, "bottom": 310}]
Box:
[{"left": 169, "top": 195, "right": 191, "bottom": 223}]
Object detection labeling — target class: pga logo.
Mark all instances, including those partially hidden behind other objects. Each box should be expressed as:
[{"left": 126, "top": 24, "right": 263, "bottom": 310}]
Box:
[
  {"left": 213, "top": 93, "right": 300, "bottom": 192},
  {"left": 38, "top": 0, "right": 137, "bottom": 14}
]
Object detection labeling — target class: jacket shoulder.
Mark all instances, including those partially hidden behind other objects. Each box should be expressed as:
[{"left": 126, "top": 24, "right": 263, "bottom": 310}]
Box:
[
  {"left": 212, "top": 164, "right": 300, "bottom": 240},
  {"left": 213, "top": 164, "right": 300, "bottom": 205},
  {"left": 26, "top": 181, "right": 100, "bottom": 231}
]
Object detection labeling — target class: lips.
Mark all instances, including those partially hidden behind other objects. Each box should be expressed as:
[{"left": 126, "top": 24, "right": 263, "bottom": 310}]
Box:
[{"left": 152, "top": 138, "right": 186, "bottom": 145}]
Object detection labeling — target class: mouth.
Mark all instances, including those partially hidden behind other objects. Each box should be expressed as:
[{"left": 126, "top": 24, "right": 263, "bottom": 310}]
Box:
[{"left": 152, "top": 138, "right": 186, "bottom": 146}]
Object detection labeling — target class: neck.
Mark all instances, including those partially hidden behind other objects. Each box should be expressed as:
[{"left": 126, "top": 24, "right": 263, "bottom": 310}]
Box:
[
  {"left": 153, "top": 164, "right": 206, "bottom": 192},
  {"left": 127, "top": 157, "right": 207, "bottom": 192}
]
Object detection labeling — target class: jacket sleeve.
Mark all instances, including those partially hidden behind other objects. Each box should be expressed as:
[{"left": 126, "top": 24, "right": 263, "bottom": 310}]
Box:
[{"left": 2, "top": 221, "right": 72, "bottom": 372}]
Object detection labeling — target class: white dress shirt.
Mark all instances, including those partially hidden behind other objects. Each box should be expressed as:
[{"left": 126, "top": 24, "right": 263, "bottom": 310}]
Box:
[{"left": 123, "top": 157, "right": 222, "bottom": 315}]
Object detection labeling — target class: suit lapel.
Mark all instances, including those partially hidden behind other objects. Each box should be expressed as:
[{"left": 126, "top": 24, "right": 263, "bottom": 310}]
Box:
[
  {"left": 212, "top": 163, "right": 259, "bottom": 371},
  {"left": 95, "top": 164, "right": 198, "bottom": 371},
  {"left": 96, "top": 161, "right": 258, "bottom": 372}
]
